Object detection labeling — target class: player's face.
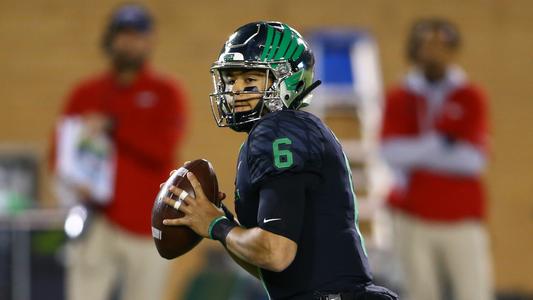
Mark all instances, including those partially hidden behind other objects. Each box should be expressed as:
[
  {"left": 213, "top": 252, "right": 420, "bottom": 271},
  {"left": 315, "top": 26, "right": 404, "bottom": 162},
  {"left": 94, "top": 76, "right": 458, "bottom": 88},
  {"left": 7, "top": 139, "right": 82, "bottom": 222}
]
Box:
[
  {"left": 417, "top": 29, "right": 454, "bottom": 80},
  {"left": 109, "top": 29, "right": 153, "bottom": 71},
  {"left": 221, "top": 69, "right": 272, "bottom": 113}
]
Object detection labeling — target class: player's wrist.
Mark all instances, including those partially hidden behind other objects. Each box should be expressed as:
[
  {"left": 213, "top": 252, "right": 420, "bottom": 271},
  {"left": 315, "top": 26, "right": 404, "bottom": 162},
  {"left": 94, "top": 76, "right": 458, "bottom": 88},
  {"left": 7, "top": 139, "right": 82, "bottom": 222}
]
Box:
[{"left": 208, "top": 216, "right": 237, "bottom": 246}]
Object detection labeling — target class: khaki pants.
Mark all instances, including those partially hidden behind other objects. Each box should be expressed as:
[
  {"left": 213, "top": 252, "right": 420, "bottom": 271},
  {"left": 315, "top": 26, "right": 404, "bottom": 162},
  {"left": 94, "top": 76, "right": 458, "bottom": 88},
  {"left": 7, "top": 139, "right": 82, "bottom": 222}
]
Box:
[
  {"left": 66, "top": 215, "right": 169, "bottom": 300},
  {"left": 394, "top": 212, "right": 493, "bottom": 300}
]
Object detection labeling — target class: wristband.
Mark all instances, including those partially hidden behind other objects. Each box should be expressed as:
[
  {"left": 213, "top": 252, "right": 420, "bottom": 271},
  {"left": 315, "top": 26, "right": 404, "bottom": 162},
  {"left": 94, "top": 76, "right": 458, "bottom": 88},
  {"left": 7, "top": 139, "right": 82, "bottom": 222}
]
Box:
[{"left": 208, "top": 216, "right": 237, "bottom": 246}]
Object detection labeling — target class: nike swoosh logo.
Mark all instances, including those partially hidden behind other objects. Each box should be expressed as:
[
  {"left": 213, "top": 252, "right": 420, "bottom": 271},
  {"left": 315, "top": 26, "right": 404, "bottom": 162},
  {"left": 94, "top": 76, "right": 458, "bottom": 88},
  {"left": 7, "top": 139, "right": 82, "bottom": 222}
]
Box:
[{"left": 263, "top": 218, "right": 282, "bottom": 224}]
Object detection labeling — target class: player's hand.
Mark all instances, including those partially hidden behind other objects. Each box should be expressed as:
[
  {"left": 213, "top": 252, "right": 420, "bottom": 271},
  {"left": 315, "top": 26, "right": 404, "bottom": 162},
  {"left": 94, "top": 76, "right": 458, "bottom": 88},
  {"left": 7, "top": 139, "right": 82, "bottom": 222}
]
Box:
[
  {"left": 83, "top": 113, "right": 113, "bottom": 137},
  {"left": 75, "top": 184, "right": 93, "bottom": 201},
  {"left": 162, "top": 172, "right": 225, "bottom": 238}
]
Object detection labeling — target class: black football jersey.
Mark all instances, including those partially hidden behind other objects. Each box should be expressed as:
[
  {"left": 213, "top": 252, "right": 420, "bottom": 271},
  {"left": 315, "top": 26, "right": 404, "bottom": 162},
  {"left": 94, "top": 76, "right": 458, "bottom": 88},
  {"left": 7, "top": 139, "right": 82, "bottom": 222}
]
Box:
[{"left": 234, "top": 109, "right": 372, "bottom": 299}]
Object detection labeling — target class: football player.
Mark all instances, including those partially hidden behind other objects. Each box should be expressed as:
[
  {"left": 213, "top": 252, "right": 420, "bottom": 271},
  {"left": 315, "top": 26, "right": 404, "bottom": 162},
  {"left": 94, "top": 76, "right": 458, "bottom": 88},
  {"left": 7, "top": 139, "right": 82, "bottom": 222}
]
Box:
[{"left": 163, "top": 22, "right": 398, "bottom": 300}]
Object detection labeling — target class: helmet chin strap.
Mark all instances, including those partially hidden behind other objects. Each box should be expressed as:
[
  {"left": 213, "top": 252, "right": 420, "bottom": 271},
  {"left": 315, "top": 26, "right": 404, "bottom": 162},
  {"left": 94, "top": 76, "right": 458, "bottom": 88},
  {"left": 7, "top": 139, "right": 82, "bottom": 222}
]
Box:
[
  {"left": 262, "top": 80, "right": 323, "bottom": 112},
  {"left": 290, "top": 80, "right": 322, "bottom": 109}
]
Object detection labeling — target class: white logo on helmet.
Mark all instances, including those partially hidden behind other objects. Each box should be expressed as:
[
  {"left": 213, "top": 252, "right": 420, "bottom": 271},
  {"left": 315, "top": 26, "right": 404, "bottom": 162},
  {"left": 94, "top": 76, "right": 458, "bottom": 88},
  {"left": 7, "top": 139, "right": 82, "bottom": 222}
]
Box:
[{"left": 219, "top": 52, "right": 245, "bottom": 62}]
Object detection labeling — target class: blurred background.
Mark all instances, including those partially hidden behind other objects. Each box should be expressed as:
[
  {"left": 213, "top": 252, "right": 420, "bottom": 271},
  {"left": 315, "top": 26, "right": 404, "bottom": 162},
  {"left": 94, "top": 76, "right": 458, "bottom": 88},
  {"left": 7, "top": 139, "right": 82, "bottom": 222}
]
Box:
[{"left": 0, "top": 0, "right": 532, "bottom": 299}]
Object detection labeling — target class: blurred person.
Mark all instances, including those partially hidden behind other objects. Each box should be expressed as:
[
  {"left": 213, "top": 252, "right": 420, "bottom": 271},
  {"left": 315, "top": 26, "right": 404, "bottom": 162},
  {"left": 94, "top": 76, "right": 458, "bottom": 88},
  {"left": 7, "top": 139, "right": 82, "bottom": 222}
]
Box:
[
  {"left": 51, "top": 3, "right": 187, "bottom": 300},
  {"left": 162, "top": 22, "right": 397, "bottom": 300},
  {"left": 380, "top": 18, "right": 492, "bottom": 300}
]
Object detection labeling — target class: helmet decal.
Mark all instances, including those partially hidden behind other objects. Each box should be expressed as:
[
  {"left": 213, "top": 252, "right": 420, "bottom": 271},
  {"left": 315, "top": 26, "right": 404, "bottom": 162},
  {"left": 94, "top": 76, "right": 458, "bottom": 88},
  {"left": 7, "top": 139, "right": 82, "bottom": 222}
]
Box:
[
  {"left": 260, "top": 24, "right": 305, "bottom": 62},
  {"left": 220, "top": 52, "right": 245, "bottom": 62},
  {"left": 284, "top": 70, "right": 304, "bottom": 91}
]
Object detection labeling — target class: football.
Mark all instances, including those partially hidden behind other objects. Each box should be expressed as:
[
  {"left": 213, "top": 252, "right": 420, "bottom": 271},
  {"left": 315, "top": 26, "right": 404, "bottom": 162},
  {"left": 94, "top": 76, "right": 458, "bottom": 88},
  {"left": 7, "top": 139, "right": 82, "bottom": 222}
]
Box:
[{"left": 151, "top": 159, "right": 220, "bottom": 259}]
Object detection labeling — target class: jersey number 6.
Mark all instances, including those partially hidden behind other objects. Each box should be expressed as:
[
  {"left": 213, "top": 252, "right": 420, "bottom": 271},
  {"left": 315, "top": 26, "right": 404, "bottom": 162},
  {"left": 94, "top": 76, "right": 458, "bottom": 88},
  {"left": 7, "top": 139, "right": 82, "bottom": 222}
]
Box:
[{"left": 273, "top": 138, "right": 293, "bottom": 169}]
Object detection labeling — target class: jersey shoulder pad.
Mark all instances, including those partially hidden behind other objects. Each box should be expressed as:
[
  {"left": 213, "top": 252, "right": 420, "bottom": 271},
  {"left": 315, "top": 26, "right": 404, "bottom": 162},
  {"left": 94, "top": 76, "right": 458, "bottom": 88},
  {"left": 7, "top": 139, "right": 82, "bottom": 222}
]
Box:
[{"left": 247, "top": 110, "right": 324, "bottom": 185}]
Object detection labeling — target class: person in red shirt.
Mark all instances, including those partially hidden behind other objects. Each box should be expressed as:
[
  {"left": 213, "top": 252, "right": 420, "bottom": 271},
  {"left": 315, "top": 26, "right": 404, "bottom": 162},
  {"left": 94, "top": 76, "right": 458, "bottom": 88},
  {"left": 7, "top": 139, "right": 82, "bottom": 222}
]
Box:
[
  {"left": 52, "top": 4, "right": 187, "bottom": 300},
  {"left": 380, "top": 18, "right": 493, "bottom": 300}
]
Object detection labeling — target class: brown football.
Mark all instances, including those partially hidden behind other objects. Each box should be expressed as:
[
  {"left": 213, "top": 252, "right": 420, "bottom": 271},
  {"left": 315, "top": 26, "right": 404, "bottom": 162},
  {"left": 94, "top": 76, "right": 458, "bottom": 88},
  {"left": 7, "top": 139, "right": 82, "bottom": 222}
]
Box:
[{"left": 151, "top": 159, "right": 219, "bottom": 259}]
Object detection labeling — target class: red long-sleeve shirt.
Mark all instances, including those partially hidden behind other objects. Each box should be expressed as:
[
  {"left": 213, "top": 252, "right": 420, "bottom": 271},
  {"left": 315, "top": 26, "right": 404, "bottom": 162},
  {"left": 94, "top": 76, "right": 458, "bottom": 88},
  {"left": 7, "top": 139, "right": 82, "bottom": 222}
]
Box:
[
  {"left": 56, "top": 66, "right": 188, "bottom": 236},
  {"left": 381, "top": 83, "right": 489, "bottom": 221}
]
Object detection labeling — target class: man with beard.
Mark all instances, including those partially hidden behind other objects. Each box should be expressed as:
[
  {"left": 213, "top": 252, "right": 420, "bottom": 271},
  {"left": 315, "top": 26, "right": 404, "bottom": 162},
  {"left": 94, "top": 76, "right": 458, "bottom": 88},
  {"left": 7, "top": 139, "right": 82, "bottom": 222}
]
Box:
[
  {"left": 53, "top": 4, "right": 188, "bottom": 300},
  {"left": 381, "top": 18, "right": 492, "bottom": 300}
]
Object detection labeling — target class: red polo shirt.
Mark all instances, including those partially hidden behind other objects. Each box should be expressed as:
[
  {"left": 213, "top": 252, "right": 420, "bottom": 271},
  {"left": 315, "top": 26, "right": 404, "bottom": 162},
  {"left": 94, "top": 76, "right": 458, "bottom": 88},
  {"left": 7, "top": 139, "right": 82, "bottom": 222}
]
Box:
[
  {"left": 57, "top": 66, "right": 187, "bottom": 236},
  {"left": 381, "top": 84, "right": 489, "bottom": 221}
]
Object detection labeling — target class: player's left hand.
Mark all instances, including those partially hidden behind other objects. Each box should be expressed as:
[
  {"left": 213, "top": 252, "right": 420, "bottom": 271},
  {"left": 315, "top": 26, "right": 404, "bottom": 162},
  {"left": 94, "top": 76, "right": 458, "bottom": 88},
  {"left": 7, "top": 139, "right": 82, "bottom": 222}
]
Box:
[{"left": 162, "top": 172, "right": 225, "bottom": 238}]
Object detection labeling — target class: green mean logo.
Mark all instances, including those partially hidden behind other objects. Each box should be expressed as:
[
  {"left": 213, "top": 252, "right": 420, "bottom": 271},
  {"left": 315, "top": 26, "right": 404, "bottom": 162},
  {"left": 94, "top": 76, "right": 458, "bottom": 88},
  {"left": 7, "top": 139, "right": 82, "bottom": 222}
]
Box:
[{"left": 261, "top": 24, "right": 305, "bottom": 62}]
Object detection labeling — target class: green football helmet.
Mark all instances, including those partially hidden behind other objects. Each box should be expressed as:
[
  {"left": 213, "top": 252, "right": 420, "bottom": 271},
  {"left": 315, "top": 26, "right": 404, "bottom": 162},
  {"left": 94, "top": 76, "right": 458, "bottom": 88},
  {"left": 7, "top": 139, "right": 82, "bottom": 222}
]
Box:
[{"left": 209, "top": 21, "right": 320, "bottom": 132}]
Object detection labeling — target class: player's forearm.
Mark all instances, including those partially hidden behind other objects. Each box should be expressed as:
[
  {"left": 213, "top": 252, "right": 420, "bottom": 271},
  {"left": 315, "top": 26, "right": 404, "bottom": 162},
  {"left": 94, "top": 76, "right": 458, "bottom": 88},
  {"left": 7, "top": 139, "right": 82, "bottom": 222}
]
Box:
[
  {"left": 381, "top": 137, "right": 430, "bottom": 169},
  {"left": 419, "top": 141, "right": 486, "bottom": 175},
  {"left": 382, "top": 134, "right": 486, "bottom": 175},
  {"left": 225, "top": 226, "right": 292, "bottom": 272}
]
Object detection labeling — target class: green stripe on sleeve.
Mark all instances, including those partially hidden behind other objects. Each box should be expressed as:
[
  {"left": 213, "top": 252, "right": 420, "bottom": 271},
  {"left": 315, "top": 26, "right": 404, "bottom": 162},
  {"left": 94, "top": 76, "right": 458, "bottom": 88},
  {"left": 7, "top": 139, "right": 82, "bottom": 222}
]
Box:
[
  {"left": 342, "top": 152, "right": 368, "bottom": 257},
  {"left": 257, "top": 268, "right": 271, "bottom": 299}
]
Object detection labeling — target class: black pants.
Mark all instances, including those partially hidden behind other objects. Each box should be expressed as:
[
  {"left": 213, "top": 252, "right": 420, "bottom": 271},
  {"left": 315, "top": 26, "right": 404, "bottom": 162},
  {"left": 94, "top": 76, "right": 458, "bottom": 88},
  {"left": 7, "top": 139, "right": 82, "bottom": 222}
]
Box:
[{"left": 313, "top": 284, "right": 399, "bottom": 300}]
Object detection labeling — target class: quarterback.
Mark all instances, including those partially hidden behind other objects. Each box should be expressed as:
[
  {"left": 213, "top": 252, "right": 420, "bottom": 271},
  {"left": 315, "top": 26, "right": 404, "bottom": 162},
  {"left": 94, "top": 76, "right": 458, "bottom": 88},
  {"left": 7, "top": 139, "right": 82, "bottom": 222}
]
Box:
[{"left": 163, "top": 22, "right": 398, "bottom": 300}]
